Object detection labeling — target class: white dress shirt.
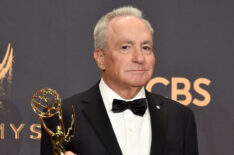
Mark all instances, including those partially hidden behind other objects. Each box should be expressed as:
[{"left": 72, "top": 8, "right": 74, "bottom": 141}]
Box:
[{"left": 99, "top": 79, "right": 152, "bottom": 155}]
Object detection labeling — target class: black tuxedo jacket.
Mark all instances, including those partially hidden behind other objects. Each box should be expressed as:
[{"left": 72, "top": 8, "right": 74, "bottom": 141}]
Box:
[{"left": 41, "top": 83, "right": 198, "bottom": 155}]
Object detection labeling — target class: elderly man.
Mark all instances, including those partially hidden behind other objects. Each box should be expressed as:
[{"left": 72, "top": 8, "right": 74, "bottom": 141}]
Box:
[{"left": 41, "top": 6, "right": 199, "bottom": 155}]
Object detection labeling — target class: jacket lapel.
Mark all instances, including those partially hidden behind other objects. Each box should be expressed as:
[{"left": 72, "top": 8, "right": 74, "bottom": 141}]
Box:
[
  {"left": 146, "top": 91, "right": 167, "bottom": 155},
  {"left": 82, "top": 83, "right": 122, "bottom": 155}
]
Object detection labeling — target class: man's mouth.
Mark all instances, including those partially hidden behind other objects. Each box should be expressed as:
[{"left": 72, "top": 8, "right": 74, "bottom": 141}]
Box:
[{"left": 126, "top": 69, "right": 148, "bottom": 73}]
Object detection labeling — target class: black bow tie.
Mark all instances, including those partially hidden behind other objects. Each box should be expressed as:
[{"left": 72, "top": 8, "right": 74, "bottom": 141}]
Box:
[{"left": 112, "top": 98, "right": 147, "bottom": 116}]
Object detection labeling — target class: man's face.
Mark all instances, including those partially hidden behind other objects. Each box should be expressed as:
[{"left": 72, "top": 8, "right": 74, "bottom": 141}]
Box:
[{"left": 98, "top": 16, "right": 155, "bottom": 91}]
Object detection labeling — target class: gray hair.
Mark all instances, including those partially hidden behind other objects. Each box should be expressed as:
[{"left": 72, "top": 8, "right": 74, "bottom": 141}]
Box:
[{"left": 93, "top": 6, "right": 154, "bottom": 52}]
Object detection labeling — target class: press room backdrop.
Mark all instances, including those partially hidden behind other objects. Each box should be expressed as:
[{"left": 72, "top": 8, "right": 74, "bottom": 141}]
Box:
[{"left": 0, "top": 0, "right": 233, "bottom": 154}]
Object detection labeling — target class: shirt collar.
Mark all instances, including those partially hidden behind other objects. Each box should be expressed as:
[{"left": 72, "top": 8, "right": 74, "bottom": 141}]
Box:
[{"left": 99, "top": 78, "right": 146, "bottom": 112}]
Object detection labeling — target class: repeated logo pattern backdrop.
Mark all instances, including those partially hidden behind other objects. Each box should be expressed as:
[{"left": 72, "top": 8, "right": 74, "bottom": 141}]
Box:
[{"left": 0, "top": 0, "right": 233, "bottom": 155}]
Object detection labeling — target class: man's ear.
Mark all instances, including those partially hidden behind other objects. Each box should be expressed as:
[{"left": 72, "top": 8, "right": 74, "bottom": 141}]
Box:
[{"left": 94, "top": 49, "right": 105, "bottom": 70}]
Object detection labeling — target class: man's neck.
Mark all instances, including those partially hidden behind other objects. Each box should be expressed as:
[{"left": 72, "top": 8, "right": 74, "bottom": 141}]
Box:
[{"left": 102, "top": 78, "right": 143, "bottom": 100}]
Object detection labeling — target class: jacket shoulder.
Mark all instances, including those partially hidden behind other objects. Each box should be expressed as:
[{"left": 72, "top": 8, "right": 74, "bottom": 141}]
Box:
[
  {"left": 61, "top": 89, "right": 90, "bottom": 111},
  {"left": 61, "top": 82, "right": 100, "bottom": 112}
]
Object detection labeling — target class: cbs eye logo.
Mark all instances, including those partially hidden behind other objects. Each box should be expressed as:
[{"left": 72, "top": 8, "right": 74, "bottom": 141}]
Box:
[{"left": 146, "top": 77, "right": 211, "bottom": 107}]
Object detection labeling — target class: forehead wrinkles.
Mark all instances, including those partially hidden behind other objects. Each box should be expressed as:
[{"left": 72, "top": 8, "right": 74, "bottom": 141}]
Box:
[
  {"left": 109, "top": 16, "right": 143, "bottom": 30},
  {"left": 108, "top": 16, "right": 141, "bottom": 33},
  {"left": 107, "top": 16, "right": 153, "bottom": 46}
]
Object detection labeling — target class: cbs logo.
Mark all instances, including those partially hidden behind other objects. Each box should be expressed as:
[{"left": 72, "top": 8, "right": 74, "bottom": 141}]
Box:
[{"left": 146, "top": 77, "right": 211, "bottom": 106}]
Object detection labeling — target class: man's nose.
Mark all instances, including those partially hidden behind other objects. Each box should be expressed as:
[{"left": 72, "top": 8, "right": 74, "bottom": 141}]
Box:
[{"left": 132, "top": 47, "right": 145, "bottom": 63}]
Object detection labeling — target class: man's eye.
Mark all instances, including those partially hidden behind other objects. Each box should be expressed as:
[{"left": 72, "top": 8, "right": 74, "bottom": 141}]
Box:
[
  {"left": 143, "top": 46, "right": 151, "bottom": 51},
  {"left": 122, "top": 46, "right": 128, "bottom": 49}
]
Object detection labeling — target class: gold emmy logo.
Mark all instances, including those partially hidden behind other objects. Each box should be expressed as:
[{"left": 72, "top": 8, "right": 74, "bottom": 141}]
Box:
[
  {"left": 31, "top": 88, "right": 75, "bottom": 155},
  {"left": 0, "top": 43, "right": 14, "bottom": 108}
]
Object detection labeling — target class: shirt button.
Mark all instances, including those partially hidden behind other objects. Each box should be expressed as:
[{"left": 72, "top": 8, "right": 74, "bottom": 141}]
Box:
[{"left": 129, "top": 128, "right": 133, "bottom": 132}]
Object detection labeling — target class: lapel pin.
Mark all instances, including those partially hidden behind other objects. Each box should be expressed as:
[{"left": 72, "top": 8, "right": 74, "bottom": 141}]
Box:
[{"left": 156, "top": 105, "right": 160, "bottom": 109}]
